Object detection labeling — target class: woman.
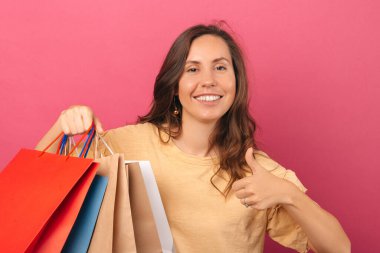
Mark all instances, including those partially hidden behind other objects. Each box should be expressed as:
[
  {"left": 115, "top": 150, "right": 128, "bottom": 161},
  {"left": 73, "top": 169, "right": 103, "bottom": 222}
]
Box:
[{"left": 36, "top": 24, "right": 350, "bottom": 252}]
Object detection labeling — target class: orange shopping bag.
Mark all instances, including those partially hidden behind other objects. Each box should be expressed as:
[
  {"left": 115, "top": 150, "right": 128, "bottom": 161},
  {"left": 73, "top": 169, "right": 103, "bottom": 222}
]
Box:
[{"left": 0, "top": 128, "right": 99, "bottom": 253}]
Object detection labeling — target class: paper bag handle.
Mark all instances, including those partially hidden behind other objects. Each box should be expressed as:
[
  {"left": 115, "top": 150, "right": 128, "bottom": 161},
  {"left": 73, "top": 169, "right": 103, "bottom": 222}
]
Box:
[
  {"left": 40, "top": 124, "right": 95, "bottom": 159},
  {"left": 94, "top": 133, "right": 114, "bottom": 158}
]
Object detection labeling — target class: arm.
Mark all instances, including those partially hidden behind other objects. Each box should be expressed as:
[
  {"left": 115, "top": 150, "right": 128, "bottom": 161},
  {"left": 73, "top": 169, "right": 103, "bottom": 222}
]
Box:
[
  {"left": 282, "top": 183, "right": 350, "bottom": 253},
  {"left": 232, "top": 148, "right": 351, "bottom": 253}
]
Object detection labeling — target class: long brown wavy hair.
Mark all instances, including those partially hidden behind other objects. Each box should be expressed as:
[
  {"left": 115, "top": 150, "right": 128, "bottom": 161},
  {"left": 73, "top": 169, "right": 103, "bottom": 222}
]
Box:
[{"left": 139, "top": 22, "right": 258, "bottom": 197}]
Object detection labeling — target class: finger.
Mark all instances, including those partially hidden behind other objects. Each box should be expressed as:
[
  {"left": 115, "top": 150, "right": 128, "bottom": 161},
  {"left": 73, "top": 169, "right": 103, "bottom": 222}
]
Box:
[
  {"left": 240, "top": 198, "right": 252, "bottom": 206},
  {"left": 243, "top": 196, "right": 261, "bottom": 206},
  {"left": 245, "top": 148, "right": 256, "bottom": 173},
  {"left": 249, "top": 203, "right": 266, "bottom": 211},
  {"left": 66, "top": 110, "right": 79, "bottom": 135},
  {"left": 245, "top": 148, "right": 264, "bottom": 173},
  {"left": 231, "top": 177, "right": 250, "bottom": 192},
  {"left": 234, "top": 188, "right": 251, "bottom": 199},
  {"left": 94, "top": 116, "right": 104, "bottom": 133},
  {"left": 240, "top": 196, "right": 257, "bottom": 207},
  {"left": 80, "top": 106, "right": 93, "bottom": 131},
  {"left": 240, "top": 198, "right": 247, "bottom": 206},
  {"left": 73, "top": 107, "right": 85, "bottom": 134},
  {"left": 60, "top": 112, "right": 71, "bottom": 135},
  {"left": 63, "top": 110, "right": 77, "bottom": 135}
]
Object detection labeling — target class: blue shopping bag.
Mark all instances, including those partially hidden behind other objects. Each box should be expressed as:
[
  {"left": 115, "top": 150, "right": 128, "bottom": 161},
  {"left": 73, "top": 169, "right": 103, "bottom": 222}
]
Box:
[{"left": 62, "top": 175, "right": 108, "bottom": 253}]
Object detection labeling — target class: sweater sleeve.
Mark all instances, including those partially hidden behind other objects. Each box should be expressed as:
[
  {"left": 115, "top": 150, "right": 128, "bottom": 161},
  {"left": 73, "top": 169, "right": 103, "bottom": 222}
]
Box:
[{"left": 254, "top": 151, "right": 309, "bottom": 253}]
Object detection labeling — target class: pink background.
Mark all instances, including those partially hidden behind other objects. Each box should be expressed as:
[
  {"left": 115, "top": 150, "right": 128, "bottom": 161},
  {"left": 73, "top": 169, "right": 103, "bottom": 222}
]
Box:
[{"left": 1, "top": 0, "right": 379, "bottom": 252}]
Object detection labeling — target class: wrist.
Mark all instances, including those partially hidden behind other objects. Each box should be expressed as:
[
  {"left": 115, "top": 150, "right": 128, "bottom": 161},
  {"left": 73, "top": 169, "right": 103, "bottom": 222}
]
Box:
[{"left": 280, "top": 180, "right": 302, "bottom": 207}]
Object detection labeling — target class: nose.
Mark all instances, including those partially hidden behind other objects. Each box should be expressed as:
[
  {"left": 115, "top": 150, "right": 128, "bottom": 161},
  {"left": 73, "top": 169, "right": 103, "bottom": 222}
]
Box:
[{"left": 201, "top": 69, "right": 216, "bottom": 87}]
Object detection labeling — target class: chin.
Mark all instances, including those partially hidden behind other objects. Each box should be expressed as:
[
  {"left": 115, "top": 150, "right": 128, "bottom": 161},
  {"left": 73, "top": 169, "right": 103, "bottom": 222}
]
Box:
[{"left": 197, "top": 114, "right": 224, "bottom": 124}]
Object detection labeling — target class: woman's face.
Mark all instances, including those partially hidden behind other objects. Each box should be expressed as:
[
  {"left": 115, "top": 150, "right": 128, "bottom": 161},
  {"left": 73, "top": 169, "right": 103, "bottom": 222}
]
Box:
[{"left": 178, "top": 35, "right": 236, "bottom": 125}]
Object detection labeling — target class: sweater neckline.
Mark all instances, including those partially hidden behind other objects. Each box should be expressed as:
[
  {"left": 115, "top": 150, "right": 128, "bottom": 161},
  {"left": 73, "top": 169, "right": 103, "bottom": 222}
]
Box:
[{"left": 154, "top": 125, "right": 219, "bottom": 166}]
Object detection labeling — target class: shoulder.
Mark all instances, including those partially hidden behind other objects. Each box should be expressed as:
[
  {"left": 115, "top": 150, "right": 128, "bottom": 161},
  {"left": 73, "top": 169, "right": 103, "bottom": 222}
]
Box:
[
  {"left": 253, "top": 150, "right": 280, "bottom": 172},
  {"left": 103, "top": 122, "right": 158, "bottom": 141},
  {"left": 99, "top": 122, "right": 160, "bottom": 153},
  {"left": 253, "top": 149, "right": 307, "bottom": 192}
]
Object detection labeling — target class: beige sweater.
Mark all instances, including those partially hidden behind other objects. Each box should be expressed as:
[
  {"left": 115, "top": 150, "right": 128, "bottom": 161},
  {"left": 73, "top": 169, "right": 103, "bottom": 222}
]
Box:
[{"left": 95, "top": 122, "right": 309, "bottom": 253}]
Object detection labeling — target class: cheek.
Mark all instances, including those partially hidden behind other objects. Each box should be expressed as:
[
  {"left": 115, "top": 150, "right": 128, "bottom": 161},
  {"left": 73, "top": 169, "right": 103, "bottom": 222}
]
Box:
[
  {"left": 177, "top": 84, "right": 191, "bottom": 106},
  {"left": 177, "top": 82, "right": 187, "bottom": 98},
  {"left": 231, "top": 81, "right": 237, "bottom": 95},
  {"left": 226, "top": 81, "right": 237, "bottom": 107},
  {"left": 177, "top": 77, "right": 185, "bottom": 97},
  {"left": 178, "top": 78, "right": 197, "bottom": 98},
  {"left": 227, "top": 78, "right": 237, "bottom": 98},
  {"left": 223, "top": 71, "right": 236, "bottom": 93}
]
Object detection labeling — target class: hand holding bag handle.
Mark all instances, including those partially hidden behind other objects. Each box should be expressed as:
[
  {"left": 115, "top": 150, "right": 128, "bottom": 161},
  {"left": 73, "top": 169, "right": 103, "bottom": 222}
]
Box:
[{"left": 53, "top": 123, "right": 96, "bottom": 159}]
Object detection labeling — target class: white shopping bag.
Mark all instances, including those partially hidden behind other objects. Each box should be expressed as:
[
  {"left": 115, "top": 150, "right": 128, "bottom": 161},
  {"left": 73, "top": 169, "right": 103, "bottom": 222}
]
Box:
[{"left": 126, "top": 160, "right": 175, "bottom": 253}]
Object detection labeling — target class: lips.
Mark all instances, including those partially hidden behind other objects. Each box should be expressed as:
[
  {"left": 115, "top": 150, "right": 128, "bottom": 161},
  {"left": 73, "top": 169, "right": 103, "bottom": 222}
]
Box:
[{"left": 194, "top": 95, "right": 222, "bottom": 102}]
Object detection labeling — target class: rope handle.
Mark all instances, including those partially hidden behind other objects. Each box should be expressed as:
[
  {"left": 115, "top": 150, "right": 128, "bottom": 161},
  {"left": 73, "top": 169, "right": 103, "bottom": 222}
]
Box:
[
  {"left": 39, "top": 123, "right": 95, "bottom": 159},
  {"left": 94, "top": 133, "right": 114, "bottom": 159}
]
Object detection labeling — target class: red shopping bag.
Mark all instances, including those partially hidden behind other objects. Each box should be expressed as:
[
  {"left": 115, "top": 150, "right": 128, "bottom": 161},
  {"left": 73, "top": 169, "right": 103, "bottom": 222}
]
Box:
[{"left": 0, "top": 130, "right": 98, "bottom": 253}]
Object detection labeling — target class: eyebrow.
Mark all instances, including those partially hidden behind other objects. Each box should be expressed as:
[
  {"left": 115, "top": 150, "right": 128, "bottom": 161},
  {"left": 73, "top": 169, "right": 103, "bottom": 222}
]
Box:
[{"left": 185, "top": 57, "right": 231, "bottom": 65}]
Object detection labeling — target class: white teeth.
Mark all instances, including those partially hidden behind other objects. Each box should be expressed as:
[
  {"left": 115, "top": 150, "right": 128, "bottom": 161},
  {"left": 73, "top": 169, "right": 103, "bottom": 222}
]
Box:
[{"left": 195, "top": 95, "right": 221, "bottom": 102}]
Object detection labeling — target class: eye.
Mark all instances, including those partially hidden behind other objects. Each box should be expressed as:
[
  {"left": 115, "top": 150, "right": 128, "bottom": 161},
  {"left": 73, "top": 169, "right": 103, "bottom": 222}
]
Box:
[
  {"left": 216, "top": 65, "right": 227, "bottom": 71},
  {"left": 187, "top": 67, "right": 198, "bottom": 73}
]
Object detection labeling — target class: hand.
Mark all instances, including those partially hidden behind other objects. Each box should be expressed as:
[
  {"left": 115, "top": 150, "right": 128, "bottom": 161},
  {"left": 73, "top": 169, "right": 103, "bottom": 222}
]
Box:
[
  {"left": 58, "top": 105, "right": 104, "bottom": 135},
  {"left": 232, "top": 148, "right": 297, "bottom": 210}
]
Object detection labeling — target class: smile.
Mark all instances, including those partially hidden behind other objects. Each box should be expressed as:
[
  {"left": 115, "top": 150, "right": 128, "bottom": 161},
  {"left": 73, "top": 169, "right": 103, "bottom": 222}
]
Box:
[{"left": 194, "top": 95, "right": 222, "bottom": 102}]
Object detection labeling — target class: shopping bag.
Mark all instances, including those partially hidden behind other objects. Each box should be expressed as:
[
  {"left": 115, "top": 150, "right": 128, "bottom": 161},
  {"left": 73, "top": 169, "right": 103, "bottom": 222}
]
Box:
[
  {"left": 0, "top": 129, "right": 98, "bottom": 253},
  {"left": 88, "top": 153, "right": 137, "bottom": 253},
  {"left": 113, "top": 155, "right": 137, "bottom": 252},
  {"left": 87, "top": 154, "right": 119, "bottom": 252},
  {"left": 72, "top": 134, "right": 174, "bottom": 253},
  {"left": 62, "top": 174, "right": 108, "bottom": 253},
  {"left": 127, "top": 161, "right": 176, "bottom": 253}
]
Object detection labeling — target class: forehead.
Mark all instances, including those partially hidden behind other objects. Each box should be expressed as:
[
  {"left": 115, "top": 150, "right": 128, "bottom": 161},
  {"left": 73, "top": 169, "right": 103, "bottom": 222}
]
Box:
[{"left": 186, "top": 34, "right": 232, "bottom": 62}]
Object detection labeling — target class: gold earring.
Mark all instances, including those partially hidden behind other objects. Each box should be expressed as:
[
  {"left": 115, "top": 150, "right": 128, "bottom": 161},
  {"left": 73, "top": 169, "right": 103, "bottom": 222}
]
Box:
[
  {"left": 173, "top": 107, "right": 179, "bottom": 115},
  {"left": 173, "top": 97, "right": 179, "bottom": 116}
]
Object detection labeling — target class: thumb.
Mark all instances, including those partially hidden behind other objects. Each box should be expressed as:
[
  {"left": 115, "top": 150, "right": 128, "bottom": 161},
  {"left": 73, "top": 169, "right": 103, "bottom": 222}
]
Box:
[
  {"left": 245, "top": 147, "right": 263, "bottom": 174},
  {"left": 94, "top": 117, "right": 104, "bottom": 133}
]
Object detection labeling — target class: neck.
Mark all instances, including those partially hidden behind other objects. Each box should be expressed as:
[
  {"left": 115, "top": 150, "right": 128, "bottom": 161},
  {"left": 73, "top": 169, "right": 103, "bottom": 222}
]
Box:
[{"left": 173, "top": 115, "right": 217, "bottom": 157}]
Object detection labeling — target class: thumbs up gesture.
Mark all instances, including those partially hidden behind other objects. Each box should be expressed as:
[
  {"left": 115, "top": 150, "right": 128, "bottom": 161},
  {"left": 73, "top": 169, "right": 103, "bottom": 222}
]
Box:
[{"left": 232, "top": 148, "right": 298, "bottom": 210}]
